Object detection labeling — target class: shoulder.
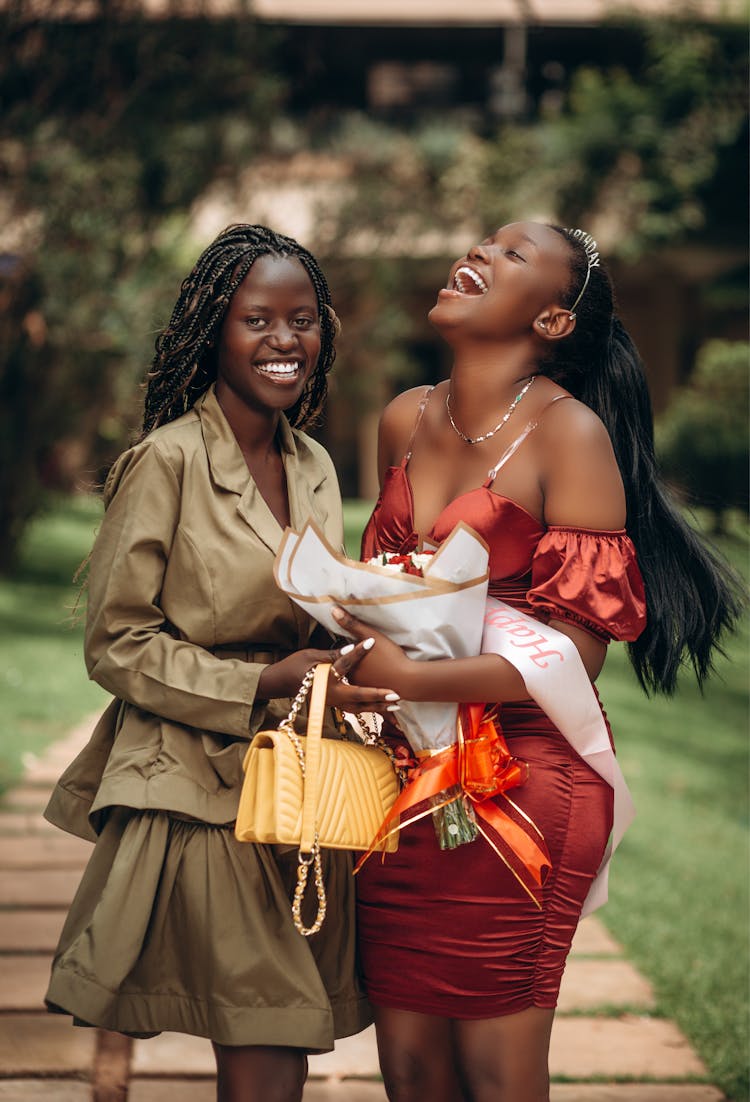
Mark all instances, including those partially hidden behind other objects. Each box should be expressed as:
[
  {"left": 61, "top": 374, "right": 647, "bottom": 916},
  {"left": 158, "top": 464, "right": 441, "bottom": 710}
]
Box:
[
  {"left": 535, "top": 392, "right": 626, "bottom": 529},
  {"left": 537, "top": 394, "right": 612, "bottom": 445},
  {"left": 379, "top": 385, "right": 436, "bottom": 456},
  {"left": 537, "top": 392, "right": 616, "bottom": 457},
  {"left": 103, "top": 410, "right": 201, "bottom": 504}
]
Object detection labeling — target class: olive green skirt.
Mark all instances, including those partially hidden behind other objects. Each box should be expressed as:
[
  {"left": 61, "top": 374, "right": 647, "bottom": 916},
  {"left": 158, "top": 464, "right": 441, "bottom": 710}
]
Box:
[{"left": 45, "top": 808, "right": 372, "bottom": 1051}]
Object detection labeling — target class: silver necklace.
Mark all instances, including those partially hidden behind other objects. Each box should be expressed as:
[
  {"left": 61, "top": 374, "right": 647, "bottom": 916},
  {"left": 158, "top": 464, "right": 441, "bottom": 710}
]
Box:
[{"left": 445, "top": 376, "right": 536, "bottom": 445}]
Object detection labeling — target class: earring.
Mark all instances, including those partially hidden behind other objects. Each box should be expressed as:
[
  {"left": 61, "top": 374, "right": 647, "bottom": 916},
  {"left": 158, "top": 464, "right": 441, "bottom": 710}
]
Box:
[{"left": 537, "top": 321, "right": 547, "bottom": 330}]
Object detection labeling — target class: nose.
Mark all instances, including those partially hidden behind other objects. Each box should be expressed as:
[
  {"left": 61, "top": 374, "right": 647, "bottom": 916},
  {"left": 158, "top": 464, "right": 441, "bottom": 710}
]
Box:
[
  {"left": 467, "top": 243, "right": 490, "bottom": 264},
  {"left": 267, "top": 322, "right": 298, "bottom": 352}
]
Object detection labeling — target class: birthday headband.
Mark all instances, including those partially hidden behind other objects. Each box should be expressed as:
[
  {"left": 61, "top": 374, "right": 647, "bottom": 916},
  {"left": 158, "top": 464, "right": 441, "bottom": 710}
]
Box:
[{"left": 565, "top": 229, "right": 600, "bottom": 318}]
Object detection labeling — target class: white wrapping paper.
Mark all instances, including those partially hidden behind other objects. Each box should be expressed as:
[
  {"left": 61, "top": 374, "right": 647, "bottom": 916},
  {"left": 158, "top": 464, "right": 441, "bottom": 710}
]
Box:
[
  {"left": 482, "top": 597, "right": 635, "bottom": 915},
  {"left": 274, "top": 520, "right": 490, "bottom": 752}
]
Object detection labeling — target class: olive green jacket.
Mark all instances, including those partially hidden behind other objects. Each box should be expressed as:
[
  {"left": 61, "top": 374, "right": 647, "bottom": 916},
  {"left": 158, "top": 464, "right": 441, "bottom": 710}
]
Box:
[{"left": 45, "top": 386, "right": 344, "bottom": 841}]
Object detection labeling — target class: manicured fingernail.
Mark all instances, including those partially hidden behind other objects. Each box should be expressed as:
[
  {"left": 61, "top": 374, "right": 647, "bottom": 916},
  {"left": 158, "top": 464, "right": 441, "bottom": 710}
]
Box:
[
  {"left": 386, "top": 704, "right": 401, "bottom": 712},
  {"left": 331, "top": 608, "right": 344, "bottom": 621},
  {"left": 339, "top": 644, "right": 355, "bottom": 655},
  {"left": 385, "top": 692, "right": 400, "bottom": 701},
  {"left": 363, "top": 637, "right": 375, "bottom": 650}
]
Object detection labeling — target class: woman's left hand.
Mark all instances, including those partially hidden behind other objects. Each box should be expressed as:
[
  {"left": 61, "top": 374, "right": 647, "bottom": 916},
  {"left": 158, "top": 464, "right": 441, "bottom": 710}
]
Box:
[{"left": 331, "top": 606, "right": 414, "bottom": 698}]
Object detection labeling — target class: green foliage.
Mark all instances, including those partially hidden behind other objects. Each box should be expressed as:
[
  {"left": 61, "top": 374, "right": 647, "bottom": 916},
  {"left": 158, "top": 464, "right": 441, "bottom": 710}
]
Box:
[
  {"left": 656, "top": 341, "right": 749, "bottom": 530},
  {"left": 480, "top": 19, "right": 748, "bottom": 252},
  {"left": 315, "top": 16, "right": 748, "bottom": 423},
  {"left": 320, "top": 19, "right": 747, "bottom": 264},
  {"left": 1, "top": 7, "right": 746, "bottom": 562},
  {"left": 0, "top": 0, "right": 284, "bottom": 569}
]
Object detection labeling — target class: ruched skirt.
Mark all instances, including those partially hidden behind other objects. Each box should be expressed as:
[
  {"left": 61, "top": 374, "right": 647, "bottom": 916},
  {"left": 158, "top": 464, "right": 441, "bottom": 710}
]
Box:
[
  {"left": 46, "top": 808, "right": 371, "bottom": 1050},
  {"left": 356, "top": 701, "right": 614, "bottom": 1019}
]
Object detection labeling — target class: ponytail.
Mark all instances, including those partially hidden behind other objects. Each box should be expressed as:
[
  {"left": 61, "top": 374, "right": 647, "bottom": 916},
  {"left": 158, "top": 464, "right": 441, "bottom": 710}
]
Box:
[{"left": 547, "top": 227, "right": 744, "bottom": 695}]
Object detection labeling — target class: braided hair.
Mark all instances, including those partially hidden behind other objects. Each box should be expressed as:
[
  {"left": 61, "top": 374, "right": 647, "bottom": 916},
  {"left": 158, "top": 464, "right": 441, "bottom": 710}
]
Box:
[
  {"left": 542, "top": 225, "right": 744, "bottom": 695},
  {"left": 138, "top": 224, "right": 339, "bottom": 441}
]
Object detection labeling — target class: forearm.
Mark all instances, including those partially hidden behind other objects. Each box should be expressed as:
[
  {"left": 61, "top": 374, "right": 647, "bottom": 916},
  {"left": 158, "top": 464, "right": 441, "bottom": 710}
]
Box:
[
  {"left": 401, "top": 617, "right": 606, "bottom": 702},
  {"left": 87, "top": 633, "right": 265, "bottom": 737},
  {"left": 399, "top": 653, "right": 530, "bottom": 704},
  {"left": 332, "top": 606, "right": 606, "bottom": 705}
]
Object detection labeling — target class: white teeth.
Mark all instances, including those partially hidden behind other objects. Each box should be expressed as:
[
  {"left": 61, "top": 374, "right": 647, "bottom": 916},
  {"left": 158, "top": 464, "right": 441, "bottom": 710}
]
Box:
[
  {"left": 255, "top": 361, "right": 301, "bottom": 378},
  {"left": 453, "top": 266, "right": 488, "bottom": 295}
]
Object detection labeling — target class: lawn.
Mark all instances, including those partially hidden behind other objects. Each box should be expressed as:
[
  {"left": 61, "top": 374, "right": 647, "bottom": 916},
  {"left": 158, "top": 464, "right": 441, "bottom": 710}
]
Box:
[
  {"left": 0, "top": 495, "right": 108, "bottom": 793},
  {"left": 596, "top": 522, "right": 749, "bottom": 1102},
  {"left": 0, "top": 496, "right": 747, "bottom": 1098}
]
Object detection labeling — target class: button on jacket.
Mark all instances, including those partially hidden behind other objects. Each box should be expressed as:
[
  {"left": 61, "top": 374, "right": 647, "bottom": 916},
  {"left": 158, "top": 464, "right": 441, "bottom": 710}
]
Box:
[{"left": 45, "top": 386, "right": 344, "bottom": 839}]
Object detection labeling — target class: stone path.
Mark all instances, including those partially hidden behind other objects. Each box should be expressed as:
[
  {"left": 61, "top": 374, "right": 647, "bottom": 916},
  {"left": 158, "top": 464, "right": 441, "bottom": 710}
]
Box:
[{"left": 0, "top": 717, "right": 727, "bottom": 1101}]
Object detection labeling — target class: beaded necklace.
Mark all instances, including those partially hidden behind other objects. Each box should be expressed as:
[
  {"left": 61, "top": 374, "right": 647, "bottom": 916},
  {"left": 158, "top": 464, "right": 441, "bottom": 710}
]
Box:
[{"left": 445, "top": 375, "right": 536, "bottom": 446}]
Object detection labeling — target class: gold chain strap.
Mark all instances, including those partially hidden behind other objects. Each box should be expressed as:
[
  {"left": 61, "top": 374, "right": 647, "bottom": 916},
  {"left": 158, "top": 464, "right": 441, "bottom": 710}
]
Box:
[
  {"left": 280, "top": 664, "right": 327, "bottom": 936},
  {"left": 292, "top": 834, "right": 326, "bottom": 936},
  {"left": 279, "top": 664, "right": 316, "bottom": 775}
]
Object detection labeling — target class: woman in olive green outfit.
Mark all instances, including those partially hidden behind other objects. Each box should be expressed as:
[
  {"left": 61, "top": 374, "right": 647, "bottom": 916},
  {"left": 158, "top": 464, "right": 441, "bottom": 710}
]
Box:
[{"left": 44, "top": 225, "right": 397, "bottom": 1102}]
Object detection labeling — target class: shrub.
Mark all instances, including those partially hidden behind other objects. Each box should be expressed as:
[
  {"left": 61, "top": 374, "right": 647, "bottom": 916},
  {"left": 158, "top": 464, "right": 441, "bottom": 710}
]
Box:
[{"left": 656, "top": 340, "right": 749, "bottom": 533}]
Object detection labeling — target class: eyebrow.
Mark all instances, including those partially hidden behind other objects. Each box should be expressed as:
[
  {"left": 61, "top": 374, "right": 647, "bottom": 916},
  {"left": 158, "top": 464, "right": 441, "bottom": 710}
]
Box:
[
  {"left": 490, "top": 231, "right": 540, "bottom": 251},
  {"left": 240, "top": 303, "right": 317, "bottom": 311}
]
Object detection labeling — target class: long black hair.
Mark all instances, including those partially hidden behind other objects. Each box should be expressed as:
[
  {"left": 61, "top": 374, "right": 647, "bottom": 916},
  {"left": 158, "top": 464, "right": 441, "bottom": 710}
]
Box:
[
  {"left": 138, "top": 224, "right": 339, "bottom": 441},
  {"left": 544, "top": 225, "right": 744, "bottom": 695}
]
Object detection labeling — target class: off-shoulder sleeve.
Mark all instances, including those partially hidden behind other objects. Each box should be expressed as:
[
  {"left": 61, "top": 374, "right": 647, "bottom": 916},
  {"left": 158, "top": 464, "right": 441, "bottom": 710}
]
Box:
[{"left": 527, "top": 526, "right": 647, "bottom": 642}]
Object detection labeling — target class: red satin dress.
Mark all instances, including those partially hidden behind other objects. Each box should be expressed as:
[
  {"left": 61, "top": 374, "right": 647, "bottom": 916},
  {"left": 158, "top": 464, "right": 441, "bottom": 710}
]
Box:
[{"left": 356, "top": 390, "right": 647, "bottom": 1019}]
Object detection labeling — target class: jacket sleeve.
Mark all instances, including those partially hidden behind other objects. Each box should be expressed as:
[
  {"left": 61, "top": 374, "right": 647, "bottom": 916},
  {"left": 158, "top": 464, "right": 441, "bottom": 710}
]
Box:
[{"left": 84, "top": 442, "right": 265, "bottom": 738}]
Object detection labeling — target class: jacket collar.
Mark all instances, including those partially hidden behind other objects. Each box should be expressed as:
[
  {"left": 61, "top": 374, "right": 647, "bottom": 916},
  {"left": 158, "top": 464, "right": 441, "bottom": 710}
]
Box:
[{"left": 196, "top": 385, "right": 330, "bottom": 553}]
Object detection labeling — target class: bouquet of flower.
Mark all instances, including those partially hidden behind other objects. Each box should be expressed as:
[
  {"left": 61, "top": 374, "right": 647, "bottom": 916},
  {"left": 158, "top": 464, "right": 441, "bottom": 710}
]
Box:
[
  {"left": 274, "top": 519, "right": 491, "bottom": 849},
  {"left": 368, "top": 550, "right": 437, "bottom": 576}
]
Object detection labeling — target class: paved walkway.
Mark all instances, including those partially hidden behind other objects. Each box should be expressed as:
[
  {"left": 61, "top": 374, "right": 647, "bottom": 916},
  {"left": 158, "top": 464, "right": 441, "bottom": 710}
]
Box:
[{"left": 0, "top": 716, "right": 727, "bottom": 1101}]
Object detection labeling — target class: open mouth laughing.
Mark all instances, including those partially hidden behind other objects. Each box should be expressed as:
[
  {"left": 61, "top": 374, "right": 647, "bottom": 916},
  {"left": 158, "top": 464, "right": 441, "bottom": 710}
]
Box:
[
  {"left": 452, "top": 266, "right": 488, "bottom": 295},
  {"left": 253, "top": 360, "right": 303, "bottom": 383}
]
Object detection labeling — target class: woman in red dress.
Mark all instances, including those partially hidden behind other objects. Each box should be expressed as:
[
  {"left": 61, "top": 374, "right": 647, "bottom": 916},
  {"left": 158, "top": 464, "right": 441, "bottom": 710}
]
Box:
[{"left": 331, "top": 222, "right": 741, "bottom": 1102}]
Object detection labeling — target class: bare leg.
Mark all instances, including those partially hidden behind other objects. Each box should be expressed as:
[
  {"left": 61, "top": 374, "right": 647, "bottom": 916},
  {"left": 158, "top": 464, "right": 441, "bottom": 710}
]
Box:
[
  {"left": 455, "top": 1006, "right": 555, "bottom": 1102},
  {"left": 373, "top": 1006, "right": 469, "bottom": 1102},
  {"left": 212, "top": 1043, "right": 308, "bottom": 1102}
]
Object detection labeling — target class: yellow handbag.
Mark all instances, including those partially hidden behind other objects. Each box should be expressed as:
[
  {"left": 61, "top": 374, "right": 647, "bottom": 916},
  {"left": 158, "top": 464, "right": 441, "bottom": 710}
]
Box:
[{"left": 235, "top": 662, "right": 400, "bottom": 936}]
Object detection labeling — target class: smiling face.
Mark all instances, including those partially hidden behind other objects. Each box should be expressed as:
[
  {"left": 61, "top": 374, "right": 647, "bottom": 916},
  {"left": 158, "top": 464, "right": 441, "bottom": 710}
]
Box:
[
  {"left": 429, "top": 221, "right": 575, "bottom": 342},
  {"left": 214, "top": 253, "right": 321, "bottom": 417}
]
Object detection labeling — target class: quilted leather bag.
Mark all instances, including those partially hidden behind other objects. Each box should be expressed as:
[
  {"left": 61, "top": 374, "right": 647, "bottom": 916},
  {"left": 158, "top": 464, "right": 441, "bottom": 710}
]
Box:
[{"left": 235, "top": 662, "right": 399, "bottom": 935}]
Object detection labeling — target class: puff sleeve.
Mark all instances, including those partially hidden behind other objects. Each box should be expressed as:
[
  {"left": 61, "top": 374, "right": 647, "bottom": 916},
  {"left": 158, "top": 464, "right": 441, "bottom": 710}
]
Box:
[{"left": 527, "top": 526, "right": 647, "bottom": 643}]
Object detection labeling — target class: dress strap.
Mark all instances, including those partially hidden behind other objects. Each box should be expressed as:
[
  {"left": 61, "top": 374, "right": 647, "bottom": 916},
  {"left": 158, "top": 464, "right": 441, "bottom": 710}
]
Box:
[
  {"left": 402, "top": 386, "right": 435, "bottom": 465},
  {"left": 484, "top": 394, "right": 572, "bottom": 486}
]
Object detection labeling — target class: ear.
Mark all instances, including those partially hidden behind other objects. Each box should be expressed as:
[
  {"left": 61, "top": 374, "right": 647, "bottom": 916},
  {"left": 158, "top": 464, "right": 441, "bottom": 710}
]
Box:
[{"left": 534, "top": 306, "right": 576, "bottom": 341}]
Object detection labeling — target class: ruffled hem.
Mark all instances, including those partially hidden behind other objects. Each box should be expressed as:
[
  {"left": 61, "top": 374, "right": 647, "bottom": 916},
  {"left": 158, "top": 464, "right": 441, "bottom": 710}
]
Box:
[{"left": 46, "top": 970, "right": 370, "bottom": 1050}]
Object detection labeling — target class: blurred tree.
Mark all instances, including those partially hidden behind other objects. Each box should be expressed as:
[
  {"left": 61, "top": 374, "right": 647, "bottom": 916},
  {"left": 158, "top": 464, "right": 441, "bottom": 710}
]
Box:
[
  {"left": 656, "top": 340, "right": 749, "bottom": 534},
  {"left": 481, "top": 17, "right": 748, "bottom": 256},
  {"left": 318, "top": 16, "right": 747, "bottom": 258},
  {"left": 315, "top": 15, "right": 747, "bottom": 413},
  {"left": 0, "top": 0, "right": 283, "bottom": 570}
]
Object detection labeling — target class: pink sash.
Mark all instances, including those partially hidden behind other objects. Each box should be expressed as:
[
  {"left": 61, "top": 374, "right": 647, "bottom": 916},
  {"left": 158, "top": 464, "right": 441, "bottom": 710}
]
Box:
[{"left": 482, "top": 597, "right": 635, "bottom": 915}]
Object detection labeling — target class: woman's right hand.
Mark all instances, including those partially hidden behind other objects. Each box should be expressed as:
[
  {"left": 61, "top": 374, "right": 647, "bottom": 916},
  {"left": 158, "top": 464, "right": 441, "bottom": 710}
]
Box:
[{"left": 256, "top": 640, "right": 400, "bottom": 715}]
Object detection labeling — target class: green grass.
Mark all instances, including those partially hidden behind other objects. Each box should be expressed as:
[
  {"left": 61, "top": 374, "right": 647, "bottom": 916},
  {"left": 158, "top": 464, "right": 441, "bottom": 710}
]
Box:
[
  {"left": 595, "top": 526, "right": 749, "bottom": 1102},
  {"left": 343, "top": 498, "right": 375, "bottom": 557},
  {"left": 0, "top": 495, "right": 108, "bottom": 794},
  {"left": 1, "top": 496, "right": 748, "bottom": 1098}
]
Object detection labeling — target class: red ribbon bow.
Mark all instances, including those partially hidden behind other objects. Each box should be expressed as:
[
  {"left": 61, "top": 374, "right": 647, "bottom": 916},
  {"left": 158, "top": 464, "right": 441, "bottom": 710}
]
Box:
[{"left": 355, "top": 704, "right": 551, "bottom": 907}]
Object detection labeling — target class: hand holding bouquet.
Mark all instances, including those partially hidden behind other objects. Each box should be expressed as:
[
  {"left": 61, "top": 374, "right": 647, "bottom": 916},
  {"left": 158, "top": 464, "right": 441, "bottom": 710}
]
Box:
[{"left": 274, "top": 520, "right": 491, "bottom": 848}]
